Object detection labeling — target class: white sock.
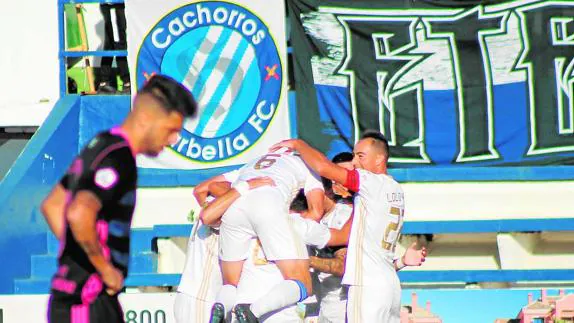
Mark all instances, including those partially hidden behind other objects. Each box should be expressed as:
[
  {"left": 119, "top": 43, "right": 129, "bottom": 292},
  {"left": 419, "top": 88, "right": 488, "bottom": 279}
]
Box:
[
  {"left": 250, "top": 280, "right": 303, "bottom": 318},
  {"left": 215, "top": 284, "right": 237, "bottom": 318}
]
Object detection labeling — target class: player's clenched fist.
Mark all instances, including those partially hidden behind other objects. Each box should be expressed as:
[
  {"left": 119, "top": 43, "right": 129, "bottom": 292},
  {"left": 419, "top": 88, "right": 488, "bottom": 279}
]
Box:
[
  {"left": 402, "top": 242, "right": 427, "bottom": 267},
  {"left": 101, "top": 265, "right": 124, "bottom": 295}
]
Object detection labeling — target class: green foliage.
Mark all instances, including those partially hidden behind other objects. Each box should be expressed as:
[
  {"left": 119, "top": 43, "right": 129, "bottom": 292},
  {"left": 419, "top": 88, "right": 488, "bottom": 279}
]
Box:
[{"left": 187, "top": 209, "right": 196, "bottom": 223}]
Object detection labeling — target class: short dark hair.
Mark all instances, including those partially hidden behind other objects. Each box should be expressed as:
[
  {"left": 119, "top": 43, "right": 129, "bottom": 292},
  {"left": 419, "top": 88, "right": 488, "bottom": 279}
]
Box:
[
  {"left": 289, "top": 190, "right": 308, "bottom": 213},
  {"left": 322, "top": 152, "right": 354, "bottom": 190},
  {"left": 361, "top": 130, "right": 389, "bottom": 158},
  {"left": 332, "top": 152, "right": 353, "bottom": 164},
  {"left": 139, "top": 74, "right": 197, "bottom": 118}
]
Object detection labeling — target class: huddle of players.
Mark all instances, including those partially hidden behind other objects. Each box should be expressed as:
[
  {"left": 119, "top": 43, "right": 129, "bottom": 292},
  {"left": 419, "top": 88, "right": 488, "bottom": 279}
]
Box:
[{"left": 175, "top": 133, "right": 427, "bottom": 323}]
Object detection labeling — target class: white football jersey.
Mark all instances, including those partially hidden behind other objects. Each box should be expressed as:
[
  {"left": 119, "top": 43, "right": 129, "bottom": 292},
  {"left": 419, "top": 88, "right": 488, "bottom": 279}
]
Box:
[
  {"left": 176, "top": 223, "right": 221, "bottom": 301},
  {"left": 320, "top": 202, "right": 352, "bottom": 231},
  {"left": 316, "top": 202, "right": 352, "bottom": 301},
  {"left": 236, "top": 148, "right": 323, "bottom": 204},
  {"left": 177, "top": 170, "right": 240, "bottom": 300},
  {"left": 341, "top": 169, "right": 405, "bottom": 287}
]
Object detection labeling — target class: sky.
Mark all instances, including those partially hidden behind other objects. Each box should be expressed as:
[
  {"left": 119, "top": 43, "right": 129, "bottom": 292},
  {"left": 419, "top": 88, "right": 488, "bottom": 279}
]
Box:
[{"left": 401, "top": 288, "right": 574, "bottom": 322}]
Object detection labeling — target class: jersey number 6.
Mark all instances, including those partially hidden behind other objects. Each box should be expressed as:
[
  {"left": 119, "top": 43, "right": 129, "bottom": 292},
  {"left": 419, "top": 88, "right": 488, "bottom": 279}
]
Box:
[
  {"left": 253, "top": 148, "right": 294, "bottom": 170},
  {"left": 254, "top": 154, "right": 281, "bottom": 170}
]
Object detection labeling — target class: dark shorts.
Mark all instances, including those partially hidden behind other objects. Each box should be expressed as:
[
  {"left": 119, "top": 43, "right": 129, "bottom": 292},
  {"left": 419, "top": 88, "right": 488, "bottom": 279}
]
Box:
[{"left": 48, "top": 292, "right": 124, "bottom": 323}]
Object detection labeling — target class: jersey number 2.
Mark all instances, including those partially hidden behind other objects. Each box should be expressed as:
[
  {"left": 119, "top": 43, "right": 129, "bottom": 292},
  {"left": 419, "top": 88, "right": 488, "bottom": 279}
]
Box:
[{"left": 382, "top": 206, "right": 404, "bottom": 252}]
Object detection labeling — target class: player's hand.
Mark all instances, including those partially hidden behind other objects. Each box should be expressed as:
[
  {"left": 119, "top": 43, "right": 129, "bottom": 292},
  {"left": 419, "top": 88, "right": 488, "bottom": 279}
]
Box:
[
  {"left": 332, "top": 182, "right": 352, "bottom": 198},
  {"left": 402, "top": 242, "right": 427, "bottom": 266},
  {"left": 101, "top": 265, "right": 124, "bottom": 295},
  {"left": 247, "top": 176, "right": 276, "bottom": 189},
  {"left": 269, "top": 139, "right": 299, "bottom": 152}
]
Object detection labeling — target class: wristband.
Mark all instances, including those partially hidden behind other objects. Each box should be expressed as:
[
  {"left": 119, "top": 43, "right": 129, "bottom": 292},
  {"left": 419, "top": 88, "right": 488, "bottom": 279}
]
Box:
[
  {"left": 233, "top": 181, "right": 250, "bottom": 196},
  {"left": 395, "top": 256, "right": 406, "bottom": 270}
]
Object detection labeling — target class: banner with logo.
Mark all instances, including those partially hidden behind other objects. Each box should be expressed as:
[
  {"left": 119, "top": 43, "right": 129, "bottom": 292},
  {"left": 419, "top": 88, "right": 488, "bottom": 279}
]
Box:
[
  {"left": 288, "top": 0, "right": 574, "bottom": 167},
  {"left": 126, "top": 0, "right": 289, "bottom": 169}
]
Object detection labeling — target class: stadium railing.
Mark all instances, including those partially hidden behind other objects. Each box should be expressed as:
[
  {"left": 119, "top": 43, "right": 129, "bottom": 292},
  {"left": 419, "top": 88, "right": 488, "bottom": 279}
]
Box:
[{"left": 58, "top": 0, "right": 127, "bottom": 96}]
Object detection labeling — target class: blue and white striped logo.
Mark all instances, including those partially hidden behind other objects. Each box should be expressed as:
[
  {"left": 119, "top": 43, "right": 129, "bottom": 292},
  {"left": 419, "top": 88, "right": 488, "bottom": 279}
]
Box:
[{"left": 136, "top": 1, "right": 283, "bottom": 162}]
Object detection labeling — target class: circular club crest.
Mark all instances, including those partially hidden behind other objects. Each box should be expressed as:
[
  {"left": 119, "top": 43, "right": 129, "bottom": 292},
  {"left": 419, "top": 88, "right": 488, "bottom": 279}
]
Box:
[{"left": 136, "top": 1, "right": 283, "bottom": 163}]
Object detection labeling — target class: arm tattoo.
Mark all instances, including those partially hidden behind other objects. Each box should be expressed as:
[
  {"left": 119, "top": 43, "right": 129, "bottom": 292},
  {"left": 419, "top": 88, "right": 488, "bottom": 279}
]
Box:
[{"left": 310, "top": 250, "right": 346, "bottom": 277}]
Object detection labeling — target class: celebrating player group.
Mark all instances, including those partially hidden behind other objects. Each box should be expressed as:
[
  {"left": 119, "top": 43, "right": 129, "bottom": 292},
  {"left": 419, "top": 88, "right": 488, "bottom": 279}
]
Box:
[
  {"left": 175, "top": 131, "right": 427, "bottom": 323},
  {"left": 41, "top": 75, "right": 426, "bottom": 323}
]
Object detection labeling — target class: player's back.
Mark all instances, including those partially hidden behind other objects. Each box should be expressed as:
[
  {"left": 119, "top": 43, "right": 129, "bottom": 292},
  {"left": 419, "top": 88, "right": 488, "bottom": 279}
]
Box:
[
  {"left": 219, "top": 149, "right": 321, "bottom": 264},
  {"left": 237, "top": 149, "right": 316, "bottom": 202}
]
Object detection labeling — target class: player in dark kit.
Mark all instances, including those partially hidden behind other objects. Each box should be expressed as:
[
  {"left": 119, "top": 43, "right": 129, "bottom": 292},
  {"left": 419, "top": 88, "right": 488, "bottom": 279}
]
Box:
[{"left": 40, "top": 74, "right": 197, "bottom": 323}]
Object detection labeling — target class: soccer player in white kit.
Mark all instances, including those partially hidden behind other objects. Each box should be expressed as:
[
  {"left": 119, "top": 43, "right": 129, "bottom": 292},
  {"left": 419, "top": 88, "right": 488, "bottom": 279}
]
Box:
[
  {"left": 309, "top": 153, "right": 354, "bottom": 323},
  {"left": 174, "top": 171, "right": 234, "bottom": 323},
  {"left": 200, "top": 187, "right": 333, "bottom": 323},
  {"left": 207, "top": 148, "right": 325, "bottom": 322},
  {"left": 235, "top": 192, "right": 329, "bottom": 323},
  {"left": 174, "top": 171, "right": 275, "bottom": 323},
  {"left": 272, "top": 131, "right": 405, "bottom": 323},
  {"left": 174, "top": 209, "right": 223, "bottom": 323}
]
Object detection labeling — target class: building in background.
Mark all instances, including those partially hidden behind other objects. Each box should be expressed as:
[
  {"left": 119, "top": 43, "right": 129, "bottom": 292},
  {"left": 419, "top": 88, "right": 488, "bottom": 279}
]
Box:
[
  {"left": 401, "top": 292, "right": 442, "bottom": 323},
  {"left": 495, "top": 289, "right": 574, "bottom": 323}
]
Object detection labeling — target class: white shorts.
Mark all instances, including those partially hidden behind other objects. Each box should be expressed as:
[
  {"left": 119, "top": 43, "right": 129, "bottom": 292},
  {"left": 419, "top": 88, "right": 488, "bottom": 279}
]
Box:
[
  {"left": 346, "top": 285, "right": 401, "bottom": 323},
  {"left": 174, "top": 292, "right": 214, "bottom": 323},
  {"left": 219, "top": 187, "right": 308, "bottom": 261},
  {"left": 318, "top": 297, "right": 346, "bottom": 323}
]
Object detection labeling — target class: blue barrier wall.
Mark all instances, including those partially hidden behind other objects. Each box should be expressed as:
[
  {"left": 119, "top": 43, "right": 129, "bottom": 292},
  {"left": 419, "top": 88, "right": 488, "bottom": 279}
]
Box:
[
  {"left": 0, "top": 95, "right": 131, "bottom": 294},
  {"left": 78, "top": 95, "right": 131, "bottom": 148},
  {"left": 0, "top": 96, "right": 80, "bottom": 293}
]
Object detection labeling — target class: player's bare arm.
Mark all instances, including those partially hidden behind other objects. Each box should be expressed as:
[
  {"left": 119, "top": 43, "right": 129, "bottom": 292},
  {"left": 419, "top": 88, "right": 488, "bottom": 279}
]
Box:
[
  {"left": 208, "top": 181, "right": 232, "bottom": 198},
  {"left": 271, "top": 139, "right": 348, "bottom": 185},
  {"left": 40, "top": 184, "right": 68, "bottom": 240},
  {"left": 66, "top": 190, "right": 123, "bottom": 294},
  {"left": 395, "top": 242, "right": 427, "bottom": 271},
  {"left": 193, "top": 174, "right": 228, "bottom": 205},
  {"left": 310, "top": 247, "right": 347, "bottom": 277},
  {"left": 312, "top": 241, "right": 425, "bottom": 277},
  {"left": 200, "top": 177, "right": 276, "bottom": 226}
]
